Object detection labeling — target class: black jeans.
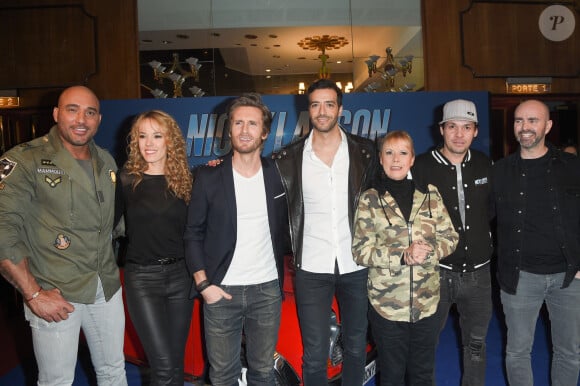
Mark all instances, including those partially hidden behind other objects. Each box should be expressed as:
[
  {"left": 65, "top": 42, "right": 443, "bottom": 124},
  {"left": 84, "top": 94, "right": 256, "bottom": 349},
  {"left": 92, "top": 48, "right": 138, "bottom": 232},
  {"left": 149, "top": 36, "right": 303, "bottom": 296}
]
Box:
[
  {"left": 434, "top": 265, "right": 492, "bottom": 386},
  {"left": 370, "top": 306, "right": 439, "bottom": 386},
  {"left": 124, "top": 259, "right": 194, "bottom": 386},
  {"left": 295, "top": 268, "right": 368, "bottom": 386}
]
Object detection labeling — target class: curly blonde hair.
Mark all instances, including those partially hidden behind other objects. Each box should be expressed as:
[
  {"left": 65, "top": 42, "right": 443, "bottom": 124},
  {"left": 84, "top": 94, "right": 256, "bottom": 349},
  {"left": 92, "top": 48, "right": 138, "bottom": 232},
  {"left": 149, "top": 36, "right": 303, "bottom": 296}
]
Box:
[{"left": 124, "top": 110, "right": 192, "bottom": 203}]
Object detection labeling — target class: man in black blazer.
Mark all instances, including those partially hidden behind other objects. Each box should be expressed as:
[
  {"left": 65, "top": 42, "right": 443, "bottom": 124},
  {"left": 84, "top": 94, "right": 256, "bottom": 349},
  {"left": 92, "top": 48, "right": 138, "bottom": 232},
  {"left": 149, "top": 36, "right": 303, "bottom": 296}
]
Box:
[{"left": 184, "top": 93, "right": 289, "bottom": 386}]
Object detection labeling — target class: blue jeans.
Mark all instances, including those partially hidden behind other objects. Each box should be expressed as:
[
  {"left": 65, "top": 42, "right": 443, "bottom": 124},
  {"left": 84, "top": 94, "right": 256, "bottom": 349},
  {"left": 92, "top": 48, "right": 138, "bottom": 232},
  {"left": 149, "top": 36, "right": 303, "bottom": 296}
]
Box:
[
  {"left": 434, "top": 265, "right": 492, "bottom": 386},
  {"left": 370, "top": 306, "right": 439, "bottom": 386},
  {"left": 24, "top": 279, "right": 127, "bottom": 386},
  {"left": 203, "top": 279, "right": 281, "bottom": 386},
  {"left": 295, "top": 268, "right": 368, "bottom": 386},
  {"left": 501, "top": 271, "right": 580, "bottom": 386},
  {"left": 124, "top": 259, "right": 194, "bottom": 386}
]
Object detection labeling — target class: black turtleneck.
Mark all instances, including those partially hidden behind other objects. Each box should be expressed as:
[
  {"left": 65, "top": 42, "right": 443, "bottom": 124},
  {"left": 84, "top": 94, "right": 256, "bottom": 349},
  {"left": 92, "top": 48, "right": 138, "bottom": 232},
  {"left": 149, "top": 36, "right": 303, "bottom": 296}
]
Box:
[{"left": 377, "top": 173, "right": 414, "bottom": 222}]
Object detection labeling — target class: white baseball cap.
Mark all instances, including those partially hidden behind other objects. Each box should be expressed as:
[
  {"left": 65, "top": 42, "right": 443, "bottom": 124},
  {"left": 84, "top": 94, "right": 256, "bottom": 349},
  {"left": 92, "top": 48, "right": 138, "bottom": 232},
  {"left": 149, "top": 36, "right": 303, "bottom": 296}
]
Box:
[{"left": 439, "top": 99, "right": 478, "bottom": 124}]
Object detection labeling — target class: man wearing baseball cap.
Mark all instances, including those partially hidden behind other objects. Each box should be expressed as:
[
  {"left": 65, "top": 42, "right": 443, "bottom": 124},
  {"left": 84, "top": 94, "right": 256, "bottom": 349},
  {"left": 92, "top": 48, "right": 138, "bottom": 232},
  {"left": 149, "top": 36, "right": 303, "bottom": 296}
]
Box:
[{"left": 413, "top": 99, "right": 493, "bottom": 386}]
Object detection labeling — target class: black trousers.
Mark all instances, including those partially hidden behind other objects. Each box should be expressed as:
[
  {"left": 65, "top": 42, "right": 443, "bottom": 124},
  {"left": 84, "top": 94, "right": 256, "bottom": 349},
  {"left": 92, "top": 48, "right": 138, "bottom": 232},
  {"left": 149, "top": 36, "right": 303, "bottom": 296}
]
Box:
[
  {"left": 124, "top": 259, "right": 194, "bottom": 386},
  {"left": 369, "top": 306, "right": 439, "bottom": 386},
  {"left": 295, "top": 268, "right": 369, "bottom": 386}
]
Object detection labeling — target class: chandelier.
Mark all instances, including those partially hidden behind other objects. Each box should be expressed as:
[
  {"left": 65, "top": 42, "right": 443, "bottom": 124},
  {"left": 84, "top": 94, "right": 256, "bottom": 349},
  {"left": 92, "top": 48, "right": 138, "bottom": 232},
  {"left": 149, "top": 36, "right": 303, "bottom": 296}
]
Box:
[
  {"left": 364, "top": 47, "right": 415, "bottom": 92},
  {"left": 297, "top": 35, "right": 349, "bottom": 79},
  {"left": 148, "top": 53, "right": 205, "bottom": 98}
]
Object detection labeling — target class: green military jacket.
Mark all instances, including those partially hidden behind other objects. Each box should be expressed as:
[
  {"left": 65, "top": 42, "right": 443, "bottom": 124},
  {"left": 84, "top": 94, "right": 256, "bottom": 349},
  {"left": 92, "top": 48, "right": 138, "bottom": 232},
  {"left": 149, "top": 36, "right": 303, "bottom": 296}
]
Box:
[
  {"left": 0, "top": 126, "right": 120, "bottom": 303},
  {"left": 352, "top": 184, "right": 458, "bottom": 323}
]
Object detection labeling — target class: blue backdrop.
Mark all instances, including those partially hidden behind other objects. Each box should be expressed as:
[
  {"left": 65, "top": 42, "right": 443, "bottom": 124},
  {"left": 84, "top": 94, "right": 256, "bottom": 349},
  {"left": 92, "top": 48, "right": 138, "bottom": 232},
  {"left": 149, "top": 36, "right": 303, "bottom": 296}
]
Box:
[{"left": 97, "top": 91, "right": 489, "bottom": 167}]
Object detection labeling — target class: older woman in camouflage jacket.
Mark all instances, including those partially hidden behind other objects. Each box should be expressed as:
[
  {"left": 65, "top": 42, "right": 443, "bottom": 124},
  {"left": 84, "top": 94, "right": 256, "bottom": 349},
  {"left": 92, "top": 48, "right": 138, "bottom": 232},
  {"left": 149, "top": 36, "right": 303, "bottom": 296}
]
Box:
[{"left": 352, "top": 130, "right": 458, "bottom": 386}]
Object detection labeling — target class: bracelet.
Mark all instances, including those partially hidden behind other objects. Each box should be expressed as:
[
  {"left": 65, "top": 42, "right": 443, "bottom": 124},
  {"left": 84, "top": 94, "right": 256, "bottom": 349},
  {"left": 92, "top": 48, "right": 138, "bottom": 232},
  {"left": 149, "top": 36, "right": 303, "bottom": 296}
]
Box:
[
  {"left": 26, "top": 288, "right": 42, "bottom": 302},
  {"left": 196, "top": 280, "right": 211, "bottom": 293}
]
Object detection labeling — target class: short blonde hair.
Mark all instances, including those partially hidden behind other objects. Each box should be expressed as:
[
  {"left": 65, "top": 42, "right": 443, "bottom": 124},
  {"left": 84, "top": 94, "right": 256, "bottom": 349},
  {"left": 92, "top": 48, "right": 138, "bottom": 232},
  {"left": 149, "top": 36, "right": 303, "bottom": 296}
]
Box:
[{"left": 377, "top": 130, "right": 415, "bottom": 156}]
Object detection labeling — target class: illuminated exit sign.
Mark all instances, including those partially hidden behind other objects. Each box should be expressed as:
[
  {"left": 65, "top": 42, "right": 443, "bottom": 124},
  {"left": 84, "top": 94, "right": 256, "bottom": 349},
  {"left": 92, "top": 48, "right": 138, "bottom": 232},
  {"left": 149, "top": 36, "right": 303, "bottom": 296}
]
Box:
[
  {"left": 506, "top": 77, "right": 552, "bottom": 94},
  {"left": 0, "top": 97, "right": 20, "bottom": 108}
]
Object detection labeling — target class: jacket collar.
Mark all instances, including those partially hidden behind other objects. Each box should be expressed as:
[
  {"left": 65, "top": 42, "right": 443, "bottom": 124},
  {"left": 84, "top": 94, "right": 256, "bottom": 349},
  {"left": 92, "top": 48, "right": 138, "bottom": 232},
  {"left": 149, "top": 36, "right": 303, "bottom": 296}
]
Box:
[
  {"left": 512, "top": 141, "right": 562, "bottom": 165},
  {"left": 431, "top": 148, "right": 472, "bottom": 166}
]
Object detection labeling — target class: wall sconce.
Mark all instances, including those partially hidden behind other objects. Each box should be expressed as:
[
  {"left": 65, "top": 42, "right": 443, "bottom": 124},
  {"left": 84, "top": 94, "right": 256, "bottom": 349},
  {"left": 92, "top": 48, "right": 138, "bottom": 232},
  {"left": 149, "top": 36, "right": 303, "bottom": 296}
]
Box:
[
  {"left": 364, "top": 81, "right": 382, "bottom": 93},
  {"left": 298, "top": 82, "right": 306, "bottom": 95},
  {"left": 365, "top": 81, "right": 416, "bottom": 93},
  {"left": 365, "top": 47, "right": 414, "bottom": 91},
  {"left": 365, "top": 55, "right": 381, "bottom": 77},
  {"left": 398, "top": 83, "right": 416, "bottom": 92},
  {"left": 150, "top": 88, "right": 168, "bottom": 98},
  {"left": 189, "top": 86, "right": 206, "bottom": 98},
  {"left": 148, "top": 53, "right": 204, "bottom": 98}
]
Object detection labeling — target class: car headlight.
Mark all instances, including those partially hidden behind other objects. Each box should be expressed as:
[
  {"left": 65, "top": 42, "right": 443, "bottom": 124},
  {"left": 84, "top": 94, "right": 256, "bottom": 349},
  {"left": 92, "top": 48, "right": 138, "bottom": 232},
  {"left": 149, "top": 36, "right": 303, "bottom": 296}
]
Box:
[{"left": 273, "top": 352, "right": 301, "bottom": 385}]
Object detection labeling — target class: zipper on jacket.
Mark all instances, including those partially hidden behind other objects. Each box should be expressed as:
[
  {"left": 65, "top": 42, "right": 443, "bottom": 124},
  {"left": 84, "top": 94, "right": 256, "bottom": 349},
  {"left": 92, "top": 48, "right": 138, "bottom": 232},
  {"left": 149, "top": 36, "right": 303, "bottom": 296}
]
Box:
[
  {"left": 407, "top": 221, "right": 415, "bottom": 323},
  {"left": 274, "top": 160, "right": 298, "bottom": 267},
  {"left": 382, "top": 191, "right": 427, "bottom": 323}
]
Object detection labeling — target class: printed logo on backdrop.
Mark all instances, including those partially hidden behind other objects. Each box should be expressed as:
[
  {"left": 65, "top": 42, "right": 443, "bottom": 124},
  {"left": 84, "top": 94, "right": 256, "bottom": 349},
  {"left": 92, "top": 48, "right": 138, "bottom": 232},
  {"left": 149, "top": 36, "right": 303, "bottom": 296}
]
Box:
[
  {"left": 185, "top": 108, "right": 392, "bottom": 159},
  {"left": 97, "top": 91, "right": 490, "bottom": 168}
]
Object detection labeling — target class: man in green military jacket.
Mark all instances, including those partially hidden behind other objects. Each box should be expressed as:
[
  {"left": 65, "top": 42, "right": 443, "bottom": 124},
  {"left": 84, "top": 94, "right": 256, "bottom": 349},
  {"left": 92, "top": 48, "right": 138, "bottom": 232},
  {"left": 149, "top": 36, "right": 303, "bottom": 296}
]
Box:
[{"left": 0, "top": 86, "right": 127, "bottom": 385}]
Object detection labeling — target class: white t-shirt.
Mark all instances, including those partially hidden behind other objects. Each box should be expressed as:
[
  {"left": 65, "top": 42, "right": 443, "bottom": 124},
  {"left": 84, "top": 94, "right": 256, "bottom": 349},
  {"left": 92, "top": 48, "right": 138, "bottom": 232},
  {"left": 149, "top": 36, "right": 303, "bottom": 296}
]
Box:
[{"left": 221, "top": 167, "right": 278, "bottom": 285}]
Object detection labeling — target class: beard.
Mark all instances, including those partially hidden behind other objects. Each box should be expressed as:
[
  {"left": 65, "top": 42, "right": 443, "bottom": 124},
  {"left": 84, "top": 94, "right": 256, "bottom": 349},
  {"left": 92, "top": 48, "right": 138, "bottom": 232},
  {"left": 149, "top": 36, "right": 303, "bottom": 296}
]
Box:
[
  {"left": 231, "top": 136, "right": 264, "bottom": 154},
  {"left": 516, "top": 130, "right": 543, "bottom": 149},
  {"left": 311, "top": 115, "right": 339, "bottom": 133}
]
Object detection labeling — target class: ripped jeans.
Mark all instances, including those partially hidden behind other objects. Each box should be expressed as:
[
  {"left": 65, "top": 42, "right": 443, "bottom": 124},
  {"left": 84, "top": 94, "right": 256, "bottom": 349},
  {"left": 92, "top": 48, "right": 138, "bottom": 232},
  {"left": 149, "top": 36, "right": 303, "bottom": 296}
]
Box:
[{"left": 434, "top": 265, "right": 492, "bottom": 386}]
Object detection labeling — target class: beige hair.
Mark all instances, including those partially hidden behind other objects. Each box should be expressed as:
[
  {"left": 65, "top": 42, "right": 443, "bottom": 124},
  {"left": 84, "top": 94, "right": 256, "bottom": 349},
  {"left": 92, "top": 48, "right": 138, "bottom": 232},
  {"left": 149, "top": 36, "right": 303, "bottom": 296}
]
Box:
[{"left": 124, "top": 110, "right": 193, "bottom": 203}]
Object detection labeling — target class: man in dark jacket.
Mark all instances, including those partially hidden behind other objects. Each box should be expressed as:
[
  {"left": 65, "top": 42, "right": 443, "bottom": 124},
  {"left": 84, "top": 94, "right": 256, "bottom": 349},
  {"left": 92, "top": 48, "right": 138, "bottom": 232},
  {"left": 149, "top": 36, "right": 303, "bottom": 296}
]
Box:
[
  {"left": 413, "top": 99, "right": 493, "bottom": 386},
  {"left": 491, "top": 99, "right": 580, "bottom": 386},
  {"left": 184, "top": 93, "right": 289, "bottom": 386},
  {"left": 275, "top": 79, "right": 375, "bottom": 386}
]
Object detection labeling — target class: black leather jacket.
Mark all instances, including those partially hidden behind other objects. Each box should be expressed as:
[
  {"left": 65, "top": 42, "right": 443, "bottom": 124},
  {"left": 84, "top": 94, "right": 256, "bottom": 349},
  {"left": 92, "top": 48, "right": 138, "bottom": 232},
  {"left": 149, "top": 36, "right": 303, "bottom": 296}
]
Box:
[
  {"left": 274, "top": 128, "right": 376, "bottom": 269},
  {"left": 491, "top": 144, "right": 580, "bottom": 293}
]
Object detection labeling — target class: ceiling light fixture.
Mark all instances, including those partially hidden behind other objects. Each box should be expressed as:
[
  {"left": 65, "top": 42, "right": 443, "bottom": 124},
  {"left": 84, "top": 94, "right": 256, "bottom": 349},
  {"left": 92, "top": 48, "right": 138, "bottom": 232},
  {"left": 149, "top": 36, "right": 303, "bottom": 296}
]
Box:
[
  {"left": 148, "top": 53, "right": 204, "bottom": 98},
  {"left": 297, "top": 35, "right": 349, "bottom": 79}
]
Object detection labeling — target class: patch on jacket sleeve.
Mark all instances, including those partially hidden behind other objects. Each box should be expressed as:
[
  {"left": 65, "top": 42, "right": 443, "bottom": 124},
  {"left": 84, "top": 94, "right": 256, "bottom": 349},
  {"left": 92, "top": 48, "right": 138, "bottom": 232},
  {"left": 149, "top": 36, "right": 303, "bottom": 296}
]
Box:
[
  {"left": 53, "top": 234, "right": 71, "bottom": 250},
  {"left": 0, "top": 157, "right": 17, "bottom": 183}
]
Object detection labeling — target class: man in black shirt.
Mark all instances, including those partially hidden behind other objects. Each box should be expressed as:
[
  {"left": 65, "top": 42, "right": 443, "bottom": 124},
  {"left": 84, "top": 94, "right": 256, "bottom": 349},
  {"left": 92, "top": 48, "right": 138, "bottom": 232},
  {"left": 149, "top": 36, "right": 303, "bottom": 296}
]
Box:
[
  {"left": 491, "top": 99, "right": 580, "bottom": 386},
  {"left": 413, "top": 99, "right": 493, "bottom": 386}
]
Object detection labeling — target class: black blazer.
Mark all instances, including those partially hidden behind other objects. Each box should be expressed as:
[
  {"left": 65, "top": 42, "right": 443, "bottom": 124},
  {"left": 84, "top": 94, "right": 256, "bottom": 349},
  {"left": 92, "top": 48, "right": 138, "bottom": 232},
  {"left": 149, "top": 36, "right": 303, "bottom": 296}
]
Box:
[{"left": 184, "top": 154, "right": 289, "bottom": 297}]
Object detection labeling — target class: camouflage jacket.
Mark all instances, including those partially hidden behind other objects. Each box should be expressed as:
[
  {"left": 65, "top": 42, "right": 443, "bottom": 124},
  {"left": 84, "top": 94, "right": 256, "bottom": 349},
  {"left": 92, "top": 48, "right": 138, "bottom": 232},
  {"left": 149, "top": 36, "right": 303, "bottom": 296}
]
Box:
[{"left": 352, "top": 184, "right": 458, "bottom": 322}]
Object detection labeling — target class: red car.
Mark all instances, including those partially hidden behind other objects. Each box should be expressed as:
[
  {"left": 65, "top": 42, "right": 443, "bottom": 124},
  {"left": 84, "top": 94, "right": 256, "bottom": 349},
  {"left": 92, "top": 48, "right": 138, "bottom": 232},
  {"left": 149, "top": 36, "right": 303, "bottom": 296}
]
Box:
[{"left": 122, "top": 255, "right": 376, "bottom": 385}]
